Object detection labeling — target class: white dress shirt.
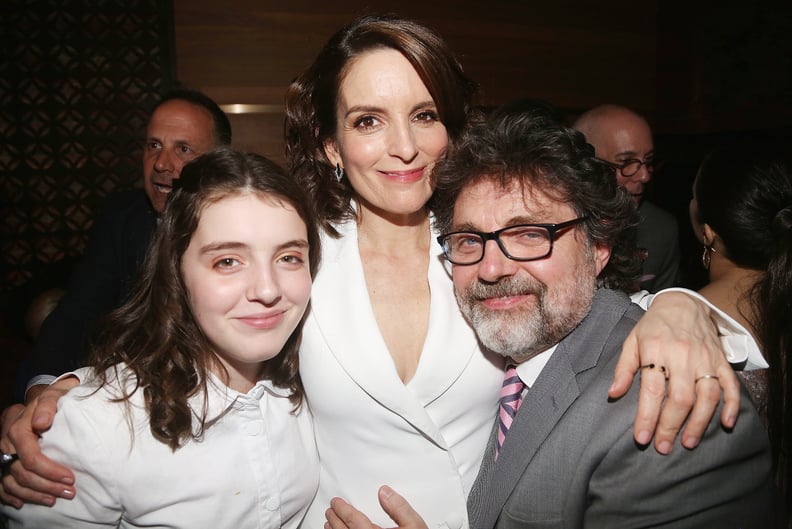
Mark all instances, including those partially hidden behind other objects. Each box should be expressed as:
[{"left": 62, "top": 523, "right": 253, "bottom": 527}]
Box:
[{"left": 3, "top": 366, "right": 319, "bottom": 529}]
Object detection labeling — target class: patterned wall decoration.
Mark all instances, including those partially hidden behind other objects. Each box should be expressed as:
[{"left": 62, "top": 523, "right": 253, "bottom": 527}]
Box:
[{"left": 0, "top": 0, "right": 174, "bottom": 291}]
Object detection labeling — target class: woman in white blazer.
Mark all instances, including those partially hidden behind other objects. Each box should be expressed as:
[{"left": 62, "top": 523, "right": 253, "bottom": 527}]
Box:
[{"left": 298, "top": 218, "right": 503, "bottom": 529}]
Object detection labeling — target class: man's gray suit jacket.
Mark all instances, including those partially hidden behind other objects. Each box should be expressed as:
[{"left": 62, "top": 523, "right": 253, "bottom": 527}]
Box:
[{"left": 468, "top": 288, "right": 773, "bottom": 529}]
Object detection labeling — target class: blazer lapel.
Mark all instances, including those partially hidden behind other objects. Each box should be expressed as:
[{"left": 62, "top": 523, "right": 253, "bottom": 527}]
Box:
[
  {"left": 469, "top": 289, "right": 633, "bottom": 529},
  {"left": 309, "top": 222, "right": 480, "bottom": 446},
  {"left": 472, "top": 355, "right": 581, "bottom": 529},
  {"left": 407, "top": 247, "right": 485, "bottom": 404}
]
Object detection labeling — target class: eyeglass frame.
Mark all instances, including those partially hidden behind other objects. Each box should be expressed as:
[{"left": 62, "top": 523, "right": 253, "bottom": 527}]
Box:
[
  {"left": 597, "top": 156, "right": 657, "bottom": 177},
  {"left": 437, "top": 216, "right": 589, "bottom": 266}
]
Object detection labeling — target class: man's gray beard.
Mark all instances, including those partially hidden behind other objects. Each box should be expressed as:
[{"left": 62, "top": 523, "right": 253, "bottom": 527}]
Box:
[{"left": 456, "top": 264, "right": 597, "bottom": 362}]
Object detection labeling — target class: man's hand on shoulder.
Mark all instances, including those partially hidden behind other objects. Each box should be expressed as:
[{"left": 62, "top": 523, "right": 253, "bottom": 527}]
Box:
[
  {"left": 325, "top": 486, "right": 429, "bottom": 529},
  {"left": 0, "top": 378, "right": 80, "bottom": 507}
]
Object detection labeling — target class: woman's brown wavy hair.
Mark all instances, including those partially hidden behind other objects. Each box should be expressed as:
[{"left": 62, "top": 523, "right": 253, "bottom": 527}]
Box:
[
  {"left": 284, "top": 13, "right": 477, "bottom": 236},
  {"left": 87, "top": 148, "right": 321, "bottom": 450}
]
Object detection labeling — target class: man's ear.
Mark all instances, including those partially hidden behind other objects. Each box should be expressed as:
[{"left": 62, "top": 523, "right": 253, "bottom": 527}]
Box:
[
  {"left": 323, "top": 138, "right": 341, "bottom": 167},
  {"left": 593, "top": 243, "right": 611, "bottom": 276}
]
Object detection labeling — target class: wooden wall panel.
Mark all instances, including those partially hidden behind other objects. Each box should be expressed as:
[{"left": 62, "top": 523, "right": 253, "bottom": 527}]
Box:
[
  {"left": 174, "top": 2, "right": 792, "bottom": 143},
  {"left": 172, "top": 1, "right": 658, "bottom": 160},
  {"left": 656, "top": 2, "right": 792, "bottom": 134}
]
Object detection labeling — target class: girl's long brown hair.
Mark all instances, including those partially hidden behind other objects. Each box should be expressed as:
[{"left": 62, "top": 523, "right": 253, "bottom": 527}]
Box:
[{"left": 87, "top": 148, "right": 321, "bottom": 450}]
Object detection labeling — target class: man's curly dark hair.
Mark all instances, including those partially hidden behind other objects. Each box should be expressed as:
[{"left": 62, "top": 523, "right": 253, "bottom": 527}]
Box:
[{"left": 431, "top": 99, "right": 642, "bottom": 292}]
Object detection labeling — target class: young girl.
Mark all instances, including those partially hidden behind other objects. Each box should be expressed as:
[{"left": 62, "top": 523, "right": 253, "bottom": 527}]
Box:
[{"left": 1, "top": 148, "right": 320, "bottom": 528}]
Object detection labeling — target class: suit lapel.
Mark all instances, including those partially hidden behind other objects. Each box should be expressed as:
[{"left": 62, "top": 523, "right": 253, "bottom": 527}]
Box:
[
  {"left": 469, "top": 289, "right": 632, "bottom": 529},
  {"left": 472, "top": 354, "right": 581, "bottom": 529}
]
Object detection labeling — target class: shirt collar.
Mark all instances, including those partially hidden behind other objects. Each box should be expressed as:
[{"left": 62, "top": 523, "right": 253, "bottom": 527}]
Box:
[
  {"left": 512, "top": 344, "right": 558, "bottom": 388},
  {"left": 199, "top": 372, "right": 294, "bottom": 417}
]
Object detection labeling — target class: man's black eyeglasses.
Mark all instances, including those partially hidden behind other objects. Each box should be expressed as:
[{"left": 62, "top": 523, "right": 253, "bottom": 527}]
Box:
[
  {"left": 597, "top": 157, "right": 657, "bottom": 177},
  {"left": 437, "top": 217, "right": 588, "bottom": 266}
]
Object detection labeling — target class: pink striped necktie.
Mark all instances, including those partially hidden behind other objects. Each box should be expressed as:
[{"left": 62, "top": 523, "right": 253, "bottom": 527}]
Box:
[{"left": 496, "top": 365, "right": 525, "bottom": 460}]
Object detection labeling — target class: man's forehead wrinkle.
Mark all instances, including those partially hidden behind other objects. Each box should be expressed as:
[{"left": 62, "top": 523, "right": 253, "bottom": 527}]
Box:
[{"left": 456, "top": 180, "right": 569, "bottom": 231}]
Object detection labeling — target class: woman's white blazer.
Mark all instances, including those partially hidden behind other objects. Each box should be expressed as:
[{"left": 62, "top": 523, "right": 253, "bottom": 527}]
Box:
[{"left": 299, "top": 220, "right": 504, "bottom": 529}]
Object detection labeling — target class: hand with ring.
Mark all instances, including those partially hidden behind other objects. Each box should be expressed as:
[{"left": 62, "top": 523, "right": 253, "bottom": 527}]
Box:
[
  {"left": 0, "top": 379, "right": 79, "bottom": 509},
  {"left": 695, "top": 374, "right": 720, "bottom": 384},
  {"left": 1, "top": 452, "right": 19, "bottom": 471},
  {"left": 639, "top": 363, "right": 668, "bottom": 380},
  {"left": 609, "top": 291, "right": 741, "bottom": 455}
]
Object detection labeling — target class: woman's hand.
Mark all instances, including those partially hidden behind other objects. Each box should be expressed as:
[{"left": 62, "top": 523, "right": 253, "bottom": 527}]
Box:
[
  {"left": 610, "top": 291, "right": 740, "bottom": 454},
  {"left": 0, "top": 378, "right": 80, "bottom": 508}
]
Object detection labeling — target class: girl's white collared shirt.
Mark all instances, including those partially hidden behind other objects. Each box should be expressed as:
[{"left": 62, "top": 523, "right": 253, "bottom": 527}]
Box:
[{"left": 4, "top": 367, "right": 318, "bottom": 529}]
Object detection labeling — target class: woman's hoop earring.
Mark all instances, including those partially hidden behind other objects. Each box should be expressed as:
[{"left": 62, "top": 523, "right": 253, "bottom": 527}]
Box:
[{"left": 335, "top": 164, "right": 344, "bottom": 183}]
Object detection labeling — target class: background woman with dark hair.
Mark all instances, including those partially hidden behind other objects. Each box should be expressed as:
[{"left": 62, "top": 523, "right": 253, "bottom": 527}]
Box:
[{"left": 690, "top": 142, "right": 792, "bottom": 526}]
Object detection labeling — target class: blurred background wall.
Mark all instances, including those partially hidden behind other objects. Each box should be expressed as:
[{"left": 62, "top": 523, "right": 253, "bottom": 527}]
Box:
[{"left": 2, "top": 0, "right": 790, "bottom": 407}]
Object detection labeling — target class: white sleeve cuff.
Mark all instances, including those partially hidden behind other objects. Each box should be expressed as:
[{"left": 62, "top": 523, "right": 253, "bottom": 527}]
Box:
[
  {"left": 53, "top": 367, "right": 93, "bottom": 384},
  {"left": 24, "top": 367, "right": 93, "bottom": 400},
  {"left": 649, "top": 287, "right": 769, "bottom": 370},
  {"left": 629, "top": 289, "right": 653, "bottom": 310},
  {"left": 25, "top": 374, "right": 57, "bottom": 397}
]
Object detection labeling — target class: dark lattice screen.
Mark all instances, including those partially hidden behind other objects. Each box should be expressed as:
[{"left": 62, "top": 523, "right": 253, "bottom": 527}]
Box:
[{"left": 0, "top": 0, "right": 174, "bottom": 291}]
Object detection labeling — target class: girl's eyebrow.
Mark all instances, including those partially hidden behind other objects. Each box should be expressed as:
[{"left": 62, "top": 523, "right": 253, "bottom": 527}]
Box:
[
  {"left": 199, "top": 241, "right": 249, "bottom": 254},
  {"left": 199, "top": 239, "right": 309, "bottom": 254},
  {"left": 275, "top": 239, "right": 310, "bottom": 251}
]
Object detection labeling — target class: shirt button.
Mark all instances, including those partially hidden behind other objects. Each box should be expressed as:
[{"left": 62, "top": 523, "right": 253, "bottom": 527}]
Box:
[{"left": 265, "top": 497, "right": 280, "bottom": 511}]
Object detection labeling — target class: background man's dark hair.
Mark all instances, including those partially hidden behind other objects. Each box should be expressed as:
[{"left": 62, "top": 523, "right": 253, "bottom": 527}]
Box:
[{"left": 153, "top": 88, "right": 232, "bottom": 146}]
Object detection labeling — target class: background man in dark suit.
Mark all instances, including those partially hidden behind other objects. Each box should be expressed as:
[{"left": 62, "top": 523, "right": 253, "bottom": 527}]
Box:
[
  {"left": 574, "top": 104, "right": 680, "bottom": 293},
  {"left": 326, "top": 107, "right": 774, "bottom": 528},
  {"left": 25, "top": 89, "right": 231, "bottom": 396}
]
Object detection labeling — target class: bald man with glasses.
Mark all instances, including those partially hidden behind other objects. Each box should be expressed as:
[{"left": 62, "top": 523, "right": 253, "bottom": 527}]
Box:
[{"left": 574, "top": 104, "right": 680, "bottom": 292}]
